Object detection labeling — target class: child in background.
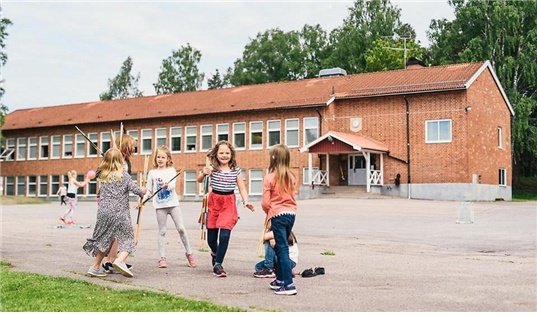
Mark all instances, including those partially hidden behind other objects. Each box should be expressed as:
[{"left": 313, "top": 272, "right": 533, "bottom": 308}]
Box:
[
  {"left": 83, "top": 148, "right": 146, "bottom": 278},
  {"left": 144, "top": 146, "right": 196, "bottom": 269},
  {"left": 197, "top": 140, "right": 254, "bottom": 277},
  {"left": 57, "top": 182, "right": 67, "bottom": 206},
  {"left": 261, "top": 144, "right": 298, "bottom": 295},
  {"left": 60, "top": 170, "right": 89, "bottom": 225},
  {"left": 254, "top": 223, "right": 298, "bottom": 278}
]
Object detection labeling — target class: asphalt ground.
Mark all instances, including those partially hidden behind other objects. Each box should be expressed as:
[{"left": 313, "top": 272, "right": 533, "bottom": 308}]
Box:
[{"left": 1, "top": 198, "right": 536, "bottom": 312}]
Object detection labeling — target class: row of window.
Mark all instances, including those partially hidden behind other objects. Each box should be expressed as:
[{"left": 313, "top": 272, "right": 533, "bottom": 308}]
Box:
[
  {"left": 1, "top": 118, "right": 320, "bottom": 161},
  {"left": 2, "top": 168, "right": 321, "bottom": 197}
]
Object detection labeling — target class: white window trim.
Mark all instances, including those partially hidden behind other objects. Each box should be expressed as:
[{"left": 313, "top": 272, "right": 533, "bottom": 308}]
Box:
[
  {"left": 200, "top": 124, "right": 213, "bottom": 151},
  {"left": 62, "top": 134, "right": 73, "bottom": 159},
  {"left": 217, "top": 123, "right": 229, "bottom": 142},
  {"left": 75, "top": 134, "right": 85, "bottom": 158},
  {"left": 156, "top": 128, "right": 167, "bottom": 149},
  {"left": 267, "top": 119, "right": 281, "bottom": 148},
  {"left": 39, "top": 135, "right": 49, "bottom": 160},
  {"left": 127, "top": 130, "right": 138, "bottom": 156},
  {"left": 51, "top": 135, "right": 61, "bottom": 159},
  {"left": 185, "top": 126, "right": 197, "bottom": 153},
  {"left": 499, "top": 168, "right": 507, "bottom": 187},
  {"left": 249, "top": 121, "right": 263, "bottom": 150},
  {"left": 285, "top": 118, "right": 299, "bottom": 148},
  {"left": 4, "top": 138, "right": 15, "bottom": 161},
  {"left": 249, "top": 169, "right": 263, "bottom": 196},
  {"left": 184, "top": 170, "right": 197, "bottom": 196},
  {"left": 170, "top": 126, "right": 182, "bottom": 153},
  {"left": 28, "top": 137, "right": 37, "bottom": 160},
  {"left": 303, "top": 117, "right": 319, "bottom": 146},
  {"left": 425, "top": 119, "right": 452, "bottom": 143},
  {"left": 497, "top": 126, "right": 503, "bottom": 149},
  {"left": 233, "top": 122, "right": 246, "bottom": 150},
  {"left": 87, "top": 132, "right": 99, "bottom": 157},
  {"left": 16, "top": 138, "right": 27, "bottom": 161},
  {"left": 141, "top": 129, "right": 153, "bottom": 155}
]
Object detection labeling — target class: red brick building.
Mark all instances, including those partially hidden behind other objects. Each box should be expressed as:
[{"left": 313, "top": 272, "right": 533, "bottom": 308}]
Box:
[{"left": 1, "top": 60, "right": 513, "bottom": 201}]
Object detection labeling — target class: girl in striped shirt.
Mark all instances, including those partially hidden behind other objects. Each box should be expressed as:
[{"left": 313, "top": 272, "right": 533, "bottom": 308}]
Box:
[{"left": 197, "top": 140, "right": 254, "bottom": 277}]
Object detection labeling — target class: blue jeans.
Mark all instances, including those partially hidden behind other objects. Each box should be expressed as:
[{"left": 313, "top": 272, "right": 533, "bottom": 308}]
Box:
[
  {"left": 271, "top": 214, "right": 295, "bottom": 286},
  {"left": 255, "top": 242, "right": 275, "bottom": 271},
  {"left": 255, "top": 242, "right": 297, "bottom": 272}
]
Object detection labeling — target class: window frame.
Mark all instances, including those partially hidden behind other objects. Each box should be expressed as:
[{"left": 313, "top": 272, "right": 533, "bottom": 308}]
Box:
[
  {"left": 267, "top": 119, "right": 281, "bottom": 148},
  {"left": 249, "top": 121, "right": 263, "bottom": 150},
  {"left": 499, "top": 168, "right": 507, "bottom": 186},
  {"left": 217, "top": 123, "right": 229, "bottom": 142},
  {"left": 200, "top": 124, "right": 213, "bottom": 151},
  {"left": 170, "top": 126, "right": 182, "bottom": 153},
  {"left": 233, "top": 122, "right": 246, "bottom": 150},
  {"left": 425, "top": 119, "right": 452, "bottom": 143},
  {"left": 285, "top": 118, "right": 299, "bottom": 148},
  {"left": 185, "top": 126, "right": 197, "bottom": 152}
]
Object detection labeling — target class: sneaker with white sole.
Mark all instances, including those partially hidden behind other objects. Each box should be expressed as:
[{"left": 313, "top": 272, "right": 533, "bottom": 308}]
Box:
[
  {"left": 254, "top": 267, "right": 275, "bottom": 278},
  {"left": 274, "top": 284, "right": 297, "bottom": 295},
  {"left": 213, "top": 264, "right": 227, "bottom": 277},
  {"left": 186, "top": 253, "right": 196, "bottom": 268},
  {"left": 112, "top": 259, "right": 133, "bottom": 278},
  {"left": 87, "top": 266, "right": 107, "bottom": 277},
  {"left": 269, "top": 279, "right": 283, "bottom": 290}
]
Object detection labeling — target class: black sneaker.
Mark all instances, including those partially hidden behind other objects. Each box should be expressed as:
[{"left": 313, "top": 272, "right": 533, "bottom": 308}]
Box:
[
  {"left": 102, "top": 262, "right": 113, "bottom": 274},
  {"left": 253, "top": 267, "right": 275, "bottom": 278},
  {"left": 274, "top": 284, "right": 297, "bottom": 295},
  {"left": 213, "top": 264, "right": 227, "bottom": 277}
]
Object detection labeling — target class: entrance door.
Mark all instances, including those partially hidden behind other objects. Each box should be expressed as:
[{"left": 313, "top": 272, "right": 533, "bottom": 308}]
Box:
[{"left": 348, "top": 154, "right": 366, "bottom": 185}]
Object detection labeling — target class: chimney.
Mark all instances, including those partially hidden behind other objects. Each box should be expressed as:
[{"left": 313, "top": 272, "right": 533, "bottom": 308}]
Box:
[
  {"left": 406, "top": 57, "right": 426, "bottom": 69},
  {"left": 319, "top": 67, "right": 347, "bottom": 78}
]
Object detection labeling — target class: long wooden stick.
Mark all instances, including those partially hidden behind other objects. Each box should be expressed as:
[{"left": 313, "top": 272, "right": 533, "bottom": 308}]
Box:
[
  {"left": 75, "top": 126, "right": 103, "bottom": 156},
  {"left": 141, "top": 168, "right": 184, "bottom": 205},
  {"left": 134, "top": 155, "right": 150, "bottom": 244},
  {"left": 256, "top": 216, "right": 269, "bottom": 256},
  {"left": 198, "top": 156, "right": 211, "bottom": 249}
]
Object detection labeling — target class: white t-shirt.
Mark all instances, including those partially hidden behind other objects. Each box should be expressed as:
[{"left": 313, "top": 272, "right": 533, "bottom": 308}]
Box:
[
  {"left": 289, "top": 243, "right": 299, "bottom": 264},
  {"left": 145, "top": 167, "right": 179, "bottom": 209}
]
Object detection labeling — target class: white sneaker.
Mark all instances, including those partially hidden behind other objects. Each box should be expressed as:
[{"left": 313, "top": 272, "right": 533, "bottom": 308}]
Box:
[
  {"left": 112, "top": 259, "right": 133, "bottom": 278},
  {"left": 87, "top": 266, "right": 107, "bottom": 277}
]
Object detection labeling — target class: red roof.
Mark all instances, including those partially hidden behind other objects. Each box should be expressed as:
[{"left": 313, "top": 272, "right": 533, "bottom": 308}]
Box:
[{"left": 5, "top": 61, "right": 505, "bottom": 131}]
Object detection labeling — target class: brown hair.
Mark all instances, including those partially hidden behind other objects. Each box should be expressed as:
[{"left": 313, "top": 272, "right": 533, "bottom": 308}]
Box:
[{"left": 208, "top": 140, "right": 238, "bottom": 171}]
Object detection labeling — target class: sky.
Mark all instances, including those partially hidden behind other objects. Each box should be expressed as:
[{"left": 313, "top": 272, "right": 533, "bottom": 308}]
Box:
[{"left": 1, "top": 0, "right": 455, "bottom": 113}]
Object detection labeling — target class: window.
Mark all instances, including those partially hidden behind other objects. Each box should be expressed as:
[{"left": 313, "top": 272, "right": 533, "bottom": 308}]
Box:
[
  {"left": 1, "top": 138, "right": 15, "bottom": 161},
  {"left": 184, "top": 171, "right": 197, "bottom": 196},
  {"left": 39, "top": 175, "right": 48, "bottom": 197},
  {"left": 141, "top": 129, "right": 153, "bottom": 154},
  {"left": 28, "top": 176, "right": 37, "bottom": 196},
  {"left": 303, "top": 117, "right": 319, "bottom": 146},
  {"left": 16, "top": 138, "right": 27, "bottom": 161},
  {"left": 499, "top": 169, "right": 506, "bottom": 186},
  {"left": 201, "top": 124, "right": 213, "bottom": 151},
  {"left": 101, "top": 132, "right": 111, "bottom": 153},
  {"left": 62, "top": 135, "right": 73, "bottom": 158},
  {"left": 156, "top": 128, "right": 167, "bottom": 148},
  {"left": 303, "top": 167, "right": 320, "bottom": 184},
  {"left": 74, "top": 134, "right": 85, "bottom": 158},
  {"left": 426, "top": 119, "right": 452, "bottom": 143},
  {"left": 51, "top": 135, "right": 61, "bottom": 159},
  {"left": 17, "top": 176, "right": 26, "bottom": 196},
  {"left": 127, "top": 130, "right": 138, "bottom": 156},
  {"left": 87, "top": 132, "right": 99, "bottom": 157},
  {"left": 249, "top": 169, "right": 263, "bottom": 195},
  {"left": 39, "top": 136, "right": 49, "bottom": 159},
  {"left": 6, "top": 176, "right": 14, "bottom": 195},
  {"left": 267, "top": 120, "right": 281, "bottom": 147},
  {"left": 186, "top": 126, "right": 197, "bottom": 152},
  {"left": 285, "top": 119, "right": 299, "bottom": 147},
  {"left": 217, "top": 124, "right": 229, "bottom": 142},
  {"left": 28, "top": 137, "right": 37, "bottom": 160},
  {"left": 250, "top": 121, "right": 263, "bottom": 150},
  {"left": 170, "top": 127, "right": 182, "bottom": 153},
  {"left": 233, "top": 122, "right": 246, "bottom": 150},
  {"left": 497, "top": 127, "right": 503, "bottom": 149},
  {"left": 50, "top": 175, "right": 60, "bottom": 196}
]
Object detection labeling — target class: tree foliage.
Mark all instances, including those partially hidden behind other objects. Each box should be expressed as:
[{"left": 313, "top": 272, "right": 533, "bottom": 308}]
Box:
[
  {"left": 207, "top": 68, "right": 232, "bottom": 90},
  {"left": 153, "top": 43, "right": 204, "bottom": 94},
  {"left": 324, "top": 0, "right": 417, "bottom": 74},
  {"left": 0, "top": 9, "right": 13, "bottom": 142},
  {"left": 99, "top": 56, "right": 143, "bottom": 101},
  {"left": 365, "top": 37, "right": 425, "bottom": 72},
  {"left": 427, "top": 0, "right": 537, "bottom": 178}
]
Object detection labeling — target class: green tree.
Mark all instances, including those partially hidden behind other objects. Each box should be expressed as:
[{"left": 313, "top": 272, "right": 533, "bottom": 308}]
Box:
[
  {"left": 427, "top": 0, "right": 537, "bottom": 179},
  {"left": 365, "top": 37, "right": 425, "bottom": 72},
  {"left": 99, "top": 56, "right": 143, "bottom": 101},
  {"left": 325, "top": 0, "right": 415, "bottom": 74},
  {"left": 207, "top": 68, "right": 232, "bottom": 90},
  {"left": 300, "top": 24, "right": 332, "bottom": 78},
  {"left": 153, "top": 43, "right": 204, "bottom": 94},
  {"left": 0, "top": 10, "right": 13, "bottom": 142}
]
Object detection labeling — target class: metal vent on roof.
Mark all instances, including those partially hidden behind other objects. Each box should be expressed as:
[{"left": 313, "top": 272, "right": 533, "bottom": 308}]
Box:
[{"left": 319, "top": 67, "right": 347, "bottom": 78}]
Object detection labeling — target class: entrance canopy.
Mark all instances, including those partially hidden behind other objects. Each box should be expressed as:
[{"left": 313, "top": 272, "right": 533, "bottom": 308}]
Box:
[{"left": 300, "top": 131, "right": 389, "bottom": 154}]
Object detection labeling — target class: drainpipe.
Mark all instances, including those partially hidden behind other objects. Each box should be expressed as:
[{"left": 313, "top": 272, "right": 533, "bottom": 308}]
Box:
[{"left": 403, "top": 96, "right": 411, "bottom": 199}]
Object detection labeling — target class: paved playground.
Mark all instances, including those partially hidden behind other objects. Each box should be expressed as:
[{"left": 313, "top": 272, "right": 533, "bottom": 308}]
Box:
[{"left": 1, "top": 197, "right": 536, "bottom": 312}]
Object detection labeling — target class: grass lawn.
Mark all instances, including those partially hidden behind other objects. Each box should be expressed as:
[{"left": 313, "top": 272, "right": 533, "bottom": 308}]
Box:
[{"left": 0, "top": 261, "right": 245, "bottom": 312}]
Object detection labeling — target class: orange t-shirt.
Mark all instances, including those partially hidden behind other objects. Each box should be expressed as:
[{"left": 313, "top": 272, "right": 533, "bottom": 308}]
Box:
[{"left": 261, "top": 172, "right": 297, "bottom": 219}]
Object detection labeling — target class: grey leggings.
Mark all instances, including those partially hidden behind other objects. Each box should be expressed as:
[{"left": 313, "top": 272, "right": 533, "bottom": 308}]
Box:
[{"left": 156, "top": 206, "right": 192, "bottom": 258}]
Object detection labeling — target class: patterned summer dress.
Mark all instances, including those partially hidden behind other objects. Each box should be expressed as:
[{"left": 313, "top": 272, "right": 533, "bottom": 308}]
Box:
[{"left": 83, "top": 171, "right": 143, "bottom": 257}]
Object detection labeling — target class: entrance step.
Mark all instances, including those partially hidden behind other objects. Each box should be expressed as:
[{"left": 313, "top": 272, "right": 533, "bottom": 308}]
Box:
[{"left": 320, "top": 186, "right": 387, "bottom": 199}]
